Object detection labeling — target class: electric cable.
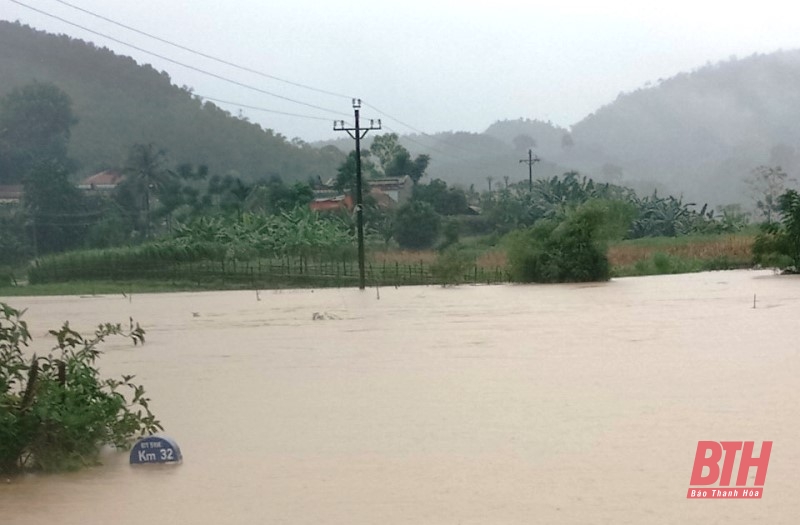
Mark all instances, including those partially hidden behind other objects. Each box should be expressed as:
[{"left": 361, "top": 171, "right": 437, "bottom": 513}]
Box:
[
  {"left": 7, "top": 0, "right": 351, "bottom": 117},
  {"left": 50, "top": 0, "right": 354, "bottom": 101}
]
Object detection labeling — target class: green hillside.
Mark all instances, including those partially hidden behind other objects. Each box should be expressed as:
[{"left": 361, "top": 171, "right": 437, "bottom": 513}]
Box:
[
  {"left": 0, "top": 21, "right": 344, "bottom": 182},
  {"left": 569, "top": 51, "right": 800, "bottom": 205}
]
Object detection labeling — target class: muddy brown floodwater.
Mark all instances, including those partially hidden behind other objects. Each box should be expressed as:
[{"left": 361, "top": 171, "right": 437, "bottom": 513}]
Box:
[{"left": 1, "top": 270, "right": 799, "bottom": 524}]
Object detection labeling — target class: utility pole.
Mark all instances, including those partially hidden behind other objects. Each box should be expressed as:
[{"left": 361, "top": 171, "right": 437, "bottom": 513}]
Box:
[
  {"left": 519, "top": 149, "right": 540, "bottom": 192},
  {"left": 334, "top": 98, "right": 381, "bottom": 290}
]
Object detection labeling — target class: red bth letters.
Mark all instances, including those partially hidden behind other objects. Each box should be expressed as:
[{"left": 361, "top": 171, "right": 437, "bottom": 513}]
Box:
[{"left": 687, "top": 441, "right": 771, "bottom": 499}]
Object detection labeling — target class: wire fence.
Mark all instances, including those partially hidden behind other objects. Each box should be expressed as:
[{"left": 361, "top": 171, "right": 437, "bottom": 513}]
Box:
[{"left": 29, "top": 255, "right": 510, "bottom": 289}]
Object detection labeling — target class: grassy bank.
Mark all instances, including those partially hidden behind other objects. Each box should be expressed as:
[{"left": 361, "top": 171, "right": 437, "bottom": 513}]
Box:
[{"left": 608, "top": 233, "right": 754, "bottom": 277}]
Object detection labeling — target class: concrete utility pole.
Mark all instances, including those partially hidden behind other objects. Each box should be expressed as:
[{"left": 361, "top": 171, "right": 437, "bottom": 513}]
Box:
[
  {"left": 334, "top": 99, "right": 381, "bottom": 290},
  {"left": 519, "top": 149, "right": 541, "bottom": 192}
]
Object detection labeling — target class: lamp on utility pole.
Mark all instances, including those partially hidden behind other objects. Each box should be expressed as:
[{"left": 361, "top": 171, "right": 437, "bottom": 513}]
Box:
[
  {"left": 334, "top": 98, "right": 381, "bottom": 290},
  {"left": 520, "top": 149, "right": 540, "bottom": 192}
]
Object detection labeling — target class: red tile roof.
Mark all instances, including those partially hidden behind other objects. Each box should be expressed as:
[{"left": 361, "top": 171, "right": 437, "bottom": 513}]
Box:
[
  {"left": 0, "top": 184, "right": 23, "bottom": 202},
  {"left": 79, "top": 170, "right": 125, "bottom": 188}
]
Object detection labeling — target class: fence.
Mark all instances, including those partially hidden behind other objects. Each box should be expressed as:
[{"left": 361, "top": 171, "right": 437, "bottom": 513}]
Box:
[{"left": 29, "top": 254, "right": 510, "bottom": 289}]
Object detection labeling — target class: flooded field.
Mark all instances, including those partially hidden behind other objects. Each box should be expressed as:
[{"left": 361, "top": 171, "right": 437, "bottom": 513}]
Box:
[{"left": 2, "top": 269, "right": 799, "bottom": 524}]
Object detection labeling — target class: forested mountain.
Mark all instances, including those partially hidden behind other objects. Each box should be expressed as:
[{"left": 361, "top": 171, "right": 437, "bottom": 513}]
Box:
[
  {"left": 316, "top": 121, "right": 577, "bottom": 193},
  {"left": 0, "top": 21, "right": 344, "bottom": 182},
  {"left": 483, "top": 54, "right": 800, "bottom": 206},
  {"left": 6, "top": 18, "right": 800, "bottom": 207},
  {"left": 321, "top": 52, "right": 800, "bottom": 207},
  {"left": 569, "top": 51, "right": 800, "bottom": 205}
]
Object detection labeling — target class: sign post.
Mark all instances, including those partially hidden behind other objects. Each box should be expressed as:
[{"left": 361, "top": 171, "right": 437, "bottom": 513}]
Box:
[{"left": 130, "top": 435, "right": 183, "bottom": 465}]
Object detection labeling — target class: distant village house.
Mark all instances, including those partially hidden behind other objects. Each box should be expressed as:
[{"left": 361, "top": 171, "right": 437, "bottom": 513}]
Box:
[{"left": 77, "top": 170, "right": 125, "bottom": 193}]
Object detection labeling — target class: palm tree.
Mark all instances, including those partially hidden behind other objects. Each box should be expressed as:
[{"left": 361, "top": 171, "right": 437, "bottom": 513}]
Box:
[{"left": 123, "top": 143, "right": 173, "bottom": 238}]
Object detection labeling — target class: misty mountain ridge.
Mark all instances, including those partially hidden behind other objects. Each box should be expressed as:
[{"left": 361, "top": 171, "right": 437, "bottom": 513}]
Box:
[
  {"left": 569, "top": 50, "right": 800, "bottom": 205},
  {"left": 0, "top": 21, "right": 344, "bottom": 184},
  {"left": 322, "top": 52, "right": 800, "bottom": 206},
  {"left": 3, "top": 19, "right": 800, "bottom": 206}
]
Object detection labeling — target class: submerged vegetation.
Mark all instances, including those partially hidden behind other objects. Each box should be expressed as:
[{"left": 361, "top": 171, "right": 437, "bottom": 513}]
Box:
[
  {"left": 0, "top": 303, "right": 160, "bottom": 473},
  {"left": 504, "top": 200, "right": 635, "bottom": 283}
]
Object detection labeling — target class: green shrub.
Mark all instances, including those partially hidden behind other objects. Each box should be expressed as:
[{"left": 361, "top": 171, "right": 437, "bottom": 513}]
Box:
[
  {"left": 430, "top": 245, "right": 474, "bottom": 286},
  {"left": 652, "top": 252, "right": 672, "bottom": 274},
  {"left": 0, "top": 303, "right": 161, "bottom": 473},
  {"left": 753, "top": 190, "right": 800, "bottom": 270},
  {"left": 505, "top": 199, "right": 633, "bottom": 283},
  {"left": 439, "top": 219, "right": 460, "bottom": 249}
]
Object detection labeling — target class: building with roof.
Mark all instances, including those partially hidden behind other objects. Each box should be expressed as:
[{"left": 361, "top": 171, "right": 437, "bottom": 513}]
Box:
[
  {"left": 77, "top": 170, "right": 125, "bottom": 193},
  {"left": 0, "top": 184, "right": 23, "bottom": 204},
  {"left": 309, "top": 194, "right": 354, "bottom": 212}
]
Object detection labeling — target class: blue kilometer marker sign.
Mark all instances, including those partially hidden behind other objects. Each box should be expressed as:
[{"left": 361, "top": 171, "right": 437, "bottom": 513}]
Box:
[{"left": 130, "top": 435, "right": 183, "bottom": 465}]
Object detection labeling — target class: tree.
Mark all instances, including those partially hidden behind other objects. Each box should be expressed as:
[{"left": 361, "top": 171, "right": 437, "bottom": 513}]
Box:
[
  {"left": 370, "top": 133, "right": 404, "bottom": 172},
  {"left": 122, "top": 143, "right": 174, "bottom": 237},
  {"left": 393, "top": 200, "right": 441, "bottom": 249},
  {"left": 0, "top": 212, "right": 30, "bottom": 267},
  {"left": 410, "top": 154, "right": 430, "bottom": 185},
  {"left": 753, "top": 189, "right": 800, "bottom": 269},
  {"left": 206, "top": 174, "right": 252, "bottom": 219},
  {"left": 244, "top": 176, "right": 314, "bottom": 215},
  {"left": 0, "top": 82, "right": 77, "bottom": 183},
  {"left": 334, "top": 151, "right": 374, "bottom": 195},
  {"left": 412, "top": 179, "right": 468, "bottom": 215},
  {"left": 369, "top": 133, "right": 430, "bottom": 184},
  {"left": 505, "top": 199, "right": 634, "bottom": 283},
  {"left": 24, "top": 160, "right": 91, "bottom": 254},
  {"left": 747, "top": 165, "right": 795, "bottom": 224},
  {"left": 384, "top": 148, "right": 413, "bottom": 179},
  {"left": 482, "top": 188, "right": 543, "bottom": 233}
]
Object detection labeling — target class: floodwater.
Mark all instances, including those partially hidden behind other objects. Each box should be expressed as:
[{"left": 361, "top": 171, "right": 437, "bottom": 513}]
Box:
[{"left": 1, "top": 269, "right": 799, "bottom": 524}]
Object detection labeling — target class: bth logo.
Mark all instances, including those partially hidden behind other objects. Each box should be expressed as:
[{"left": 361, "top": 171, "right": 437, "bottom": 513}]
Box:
[{"left": 687, "top": 441, "right": 772, "bottom": 499}]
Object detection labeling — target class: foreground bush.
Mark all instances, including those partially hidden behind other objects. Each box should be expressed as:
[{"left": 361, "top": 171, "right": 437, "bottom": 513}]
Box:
[{"left": 0, "top": 303, "right": 161, "bottom": 473}]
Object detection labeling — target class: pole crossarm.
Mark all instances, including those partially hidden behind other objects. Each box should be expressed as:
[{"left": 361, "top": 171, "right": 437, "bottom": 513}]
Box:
[
  {"left": 333, "top": 98, "right": 382, "bottom": 290},
  {"left": 519, "top": 148, "right": 541, "bottom": 192}
]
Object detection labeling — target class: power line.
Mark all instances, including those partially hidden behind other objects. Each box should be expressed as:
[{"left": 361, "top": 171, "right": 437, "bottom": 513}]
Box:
[
  {"left": 10, "top": 0, "right": 516, "bottom": 168},
  {"left": 50, "top": 0, "right": 354, "bottom": 101},
  {"left": 361, "top": 101, "right": 430, "bottom": 137},
  {"left": 7, "top": 0, "right": 351, "bottom": 117},
  {"left": 379, "top": 124, "right": 459, "bottom": 160},
  {"left": 195, "top": 94, "right": 334, "bottom": 121}
]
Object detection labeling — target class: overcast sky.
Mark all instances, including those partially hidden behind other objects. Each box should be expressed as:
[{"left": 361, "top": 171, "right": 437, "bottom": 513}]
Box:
[{"left": 4, "top": 0, "right": 800, "bottom": 142}]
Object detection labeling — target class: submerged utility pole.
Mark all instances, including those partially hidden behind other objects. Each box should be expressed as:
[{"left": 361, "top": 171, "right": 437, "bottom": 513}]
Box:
[
  {"left": 519, "top": 149, "right": 540, "bottom": 192},
  {"left": 334, "top": 99, "right": 381, "bottom": 290}
]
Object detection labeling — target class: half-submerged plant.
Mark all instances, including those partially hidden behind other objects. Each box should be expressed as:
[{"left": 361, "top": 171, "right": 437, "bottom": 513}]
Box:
[{"left": 0, "top": 303, "right": 162, "bottom": 473}]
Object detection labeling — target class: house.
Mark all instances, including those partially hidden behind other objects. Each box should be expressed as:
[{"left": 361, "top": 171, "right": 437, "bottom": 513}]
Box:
[
  {"left": 368, "top": 176, "right": 413, "bottom": 205},
  {"left": 78, "top": 170, "right": 125, "bottom": 193},
  {"left": 0, "top": 184, "right": 23, "bottom": 204},
  {"left": 310, "top": 175, "right": 413, "bottom": 213},
  {"left": 309, "top": 194, "right": 354, "bottom": 212}
]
